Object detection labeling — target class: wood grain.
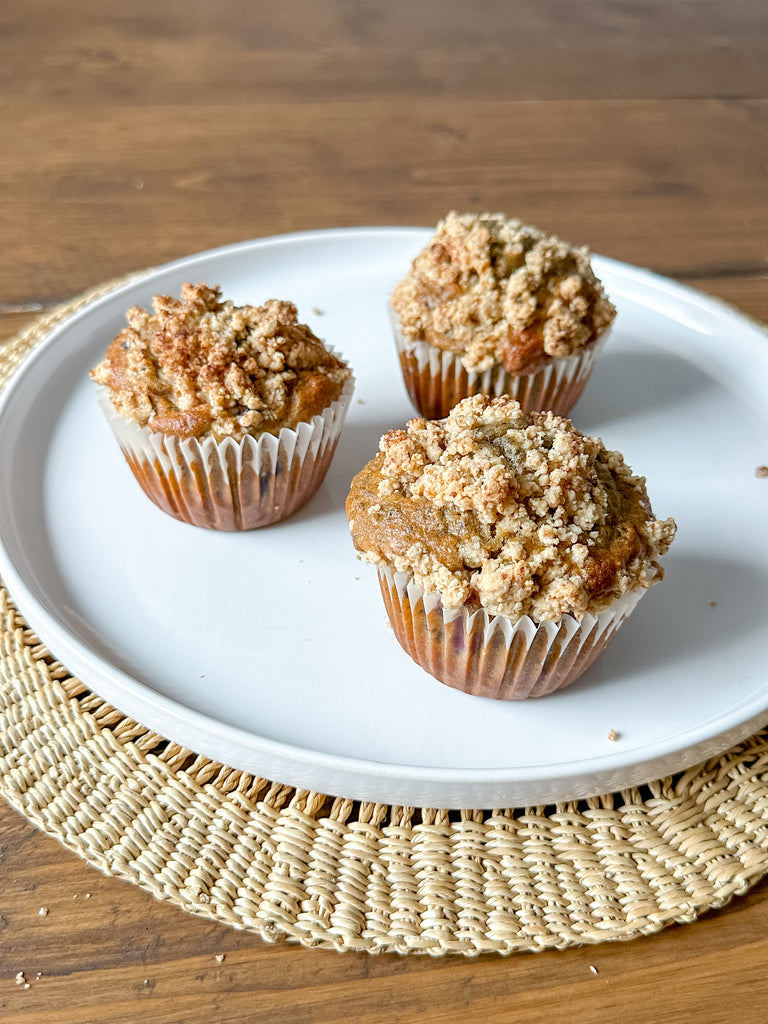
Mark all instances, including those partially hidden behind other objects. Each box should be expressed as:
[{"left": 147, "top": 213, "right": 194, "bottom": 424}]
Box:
[
  {"left": 4, "top": 799, "right": 768, "bottom": 1024},
  {"left": 2, "top": 2, "right": 767, "bottom": 309},
  {"left": 2, "top": 1, "right": 768, "bottom": 1021}
]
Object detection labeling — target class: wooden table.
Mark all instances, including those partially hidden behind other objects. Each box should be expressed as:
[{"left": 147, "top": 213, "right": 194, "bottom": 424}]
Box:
[{"left": 2, "top": 3, "right": 768, "bottom": 1021}]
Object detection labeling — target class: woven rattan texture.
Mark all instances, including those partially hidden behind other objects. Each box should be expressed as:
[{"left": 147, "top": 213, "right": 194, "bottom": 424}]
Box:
[{"left": 3, "top": 282, "right": 768, "bottom": 955}]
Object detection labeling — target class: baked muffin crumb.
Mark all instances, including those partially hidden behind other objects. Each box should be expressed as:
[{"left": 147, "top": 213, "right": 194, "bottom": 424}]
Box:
[
  {"left": 346, "top": 395, "right": 675, "bottom": 621},
  {"left": 91, "top": 283, "right": 351, "bottom": 441},
  {"left": 391, "top": 211, "right": 616, "bottom": 374}
]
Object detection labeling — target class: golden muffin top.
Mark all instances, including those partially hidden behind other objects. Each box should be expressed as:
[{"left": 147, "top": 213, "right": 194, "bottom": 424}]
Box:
[
  {"left": 390, "top": 211, "right": 616, "bottom": 374},
  {"left": 91, "top": 283, "right": 351, "bottom": 442},
  {"left": 346, "top": 394, "right": 675, "bottom": 621}
]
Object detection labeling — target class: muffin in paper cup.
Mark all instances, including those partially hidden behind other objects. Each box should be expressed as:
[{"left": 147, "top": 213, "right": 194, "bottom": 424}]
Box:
[
  {"left": 390, "top": 211, "right": 616, "bottom": 419},
  {"left": 377, "top": 564, "right": 649, "bottom": 700},
  {"left": 91, "top": 283, "right": 353, "bottom": 530},
  {"left": 346, "top": 395, "right": 676, "bottom": 701},
  {"left": 391, "top": 306, "right": 610, "bottom": 421},
  {"left": 96, "top": 378, "right": 353, "bottom": 530}
]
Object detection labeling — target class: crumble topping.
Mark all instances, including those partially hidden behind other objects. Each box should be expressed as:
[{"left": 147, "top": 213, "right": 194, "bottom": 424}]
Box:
[
  {"left": 391, "top": 211, "right": 616, "bottom": 374},
  {"left": 91, "top": 283, "right": 351, "bottom": 441},
  {"left": 346, "top": 395, "right": 676, "bottom": 621}
]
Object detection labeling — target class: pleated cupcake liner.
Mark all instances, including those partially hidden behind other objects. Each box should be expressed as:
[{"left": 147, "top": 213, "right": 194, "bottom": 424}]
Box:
[
  {"left": 97, "top": 374, "right": 354, "bottom": 530},
  {"left": 377, "top": 563, "right": 647, "bottom": 700},
  {"left": 390, "top": 308, "right": 609, "bottom": 420}
]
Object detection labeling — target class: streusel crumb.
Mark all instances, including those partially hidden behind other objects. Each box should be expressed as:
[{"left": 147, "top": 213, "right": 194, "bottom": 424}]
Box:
[
  {"left": 391, "top": 211, "right": 616, "bottom": 374},
  {"left": 346, "top": 394, "right": 675, "bottom": 621},
  {"left": 91, "top": 283, "right": 351, "bottom": 441}
]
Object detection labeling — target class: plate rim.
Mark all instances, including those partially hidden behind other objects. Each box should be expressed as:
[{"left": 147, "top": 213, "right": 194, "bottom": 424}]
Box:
[{"left": 1, "top": 226, "right": 767, "bottom": 807}]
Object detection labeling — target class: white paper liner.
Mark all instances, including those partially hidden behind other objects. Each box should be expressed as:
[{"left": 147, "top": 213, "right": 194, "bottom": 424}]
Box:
[
  {"left": 97, "top": 373, "right": 354, "bottom": 530},
  {"left": 390, "top": 305, "right": 609, "bottom": 420},
  {"left": 376, "top": 563, "right": 649, "bottom": 700}
]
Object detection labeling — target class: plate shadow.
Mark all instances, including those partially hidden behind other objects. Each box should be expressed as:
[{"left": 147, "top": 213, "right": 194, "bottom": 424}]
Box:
[
  {"left": 574, "top": 550, "right": 768, "bottom": 693},
  {"left": 575, "top": 346, "right": 719, "bottom": 433}
]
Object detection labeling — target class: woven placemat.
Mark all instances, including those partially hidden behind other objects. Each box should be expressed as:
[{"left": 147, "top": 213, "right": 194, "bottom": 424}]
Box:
[{"left": 2, "top": 280, "right": 768, "bottom": 956}]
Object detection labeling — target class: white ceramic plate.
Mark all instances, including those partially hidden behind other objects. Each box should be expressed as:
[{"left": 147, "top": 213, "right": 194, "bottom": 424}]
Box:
[{"left": 1, "top": 228, "right": 767, "bottom": 809}]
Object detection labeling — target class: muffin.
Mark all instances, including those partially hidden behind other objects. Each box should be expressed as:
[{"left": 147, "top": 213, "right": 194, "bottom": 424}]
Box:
[
  {"left": 91, "top": 283, "right": 353, "bottom": 529},
  {"left": 390, "top": 211, "right": 616, "bottom": 419},
  {"left": 346, "top": 395, "right": 675, "bottom": 700}
]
